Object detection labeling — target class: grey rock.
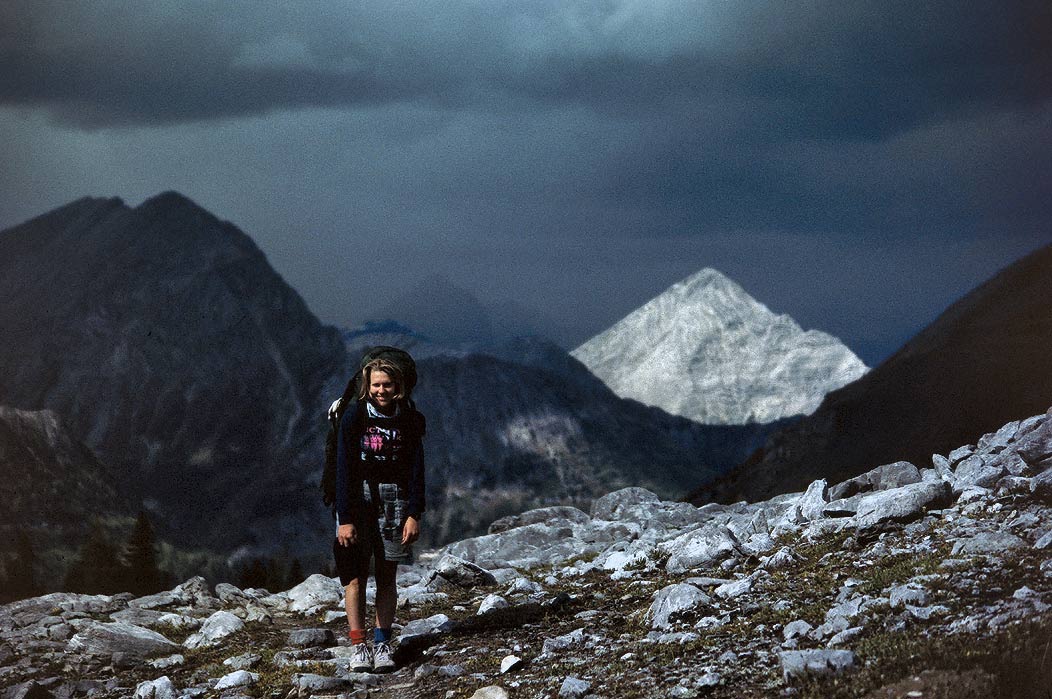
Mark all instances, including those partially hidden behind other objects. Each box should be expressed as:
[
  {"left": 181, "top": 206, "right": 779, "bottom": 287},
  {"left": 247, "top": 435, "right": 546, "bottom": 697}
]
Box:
[
  {"left": 1035, "top": 530, "right": 1052, "bottom": 549},
  {"left": 213, "top": 670, "right": 257, "bottom": 690},
  {"left": 1031, "top": 469, "right": 1052, "bottom": 501},
  {"left": 954, "top": 455, "right": 1006, "bottom": 490},
  {"left": 183, "top": 611, "right": 243, "bottom": 649},
  {"left": 6, "top": 682, "right": 53, "bottom": 699},
  {"left": 951, "top": 531, "right": 1028, "bottom": 556},
  {"left": 779, "top": 649, "right": 857, "bottom": 681},
  {"left": 111, "top": 608, "right": 167, "bottom": 626},
  {"left": 500, "top": 655, "right": 524, "bottom": 674},
  {"left": 664, "top": 524, "right": 742, "bottom": 574},
  {"left": 469, "top": 688, "right": 510, "bottom": 699},
  {"left": 932, "top": 454, "right": 954, "bottom": 482},
  {"left": 478, "top": 594, "right": 510, "bottom": 615},
  {"left": 797, "top": 479, "right": 829, "bottom": 521},
  {"left": 154, "top": 613, "right": 199, "bottom": 630},
  {"left": 133, "top": 676, "right": 176, "bottom": 699},
  {"left": 592, "top": 487, "right": 707, "bottom": 530},
  {"left": 434, "top": 554, "right": 498, "bottom": 588},
  {"left": 543, "top": 628, "right": 586, "bottom": 654},
  {"left": 442, "top": 522, "right": 580, "bottom": 569},
  {"left": 1016, "top": 410, "right": 1052, "bottom": 465},
  {"left": 222, "top": 654, "right": 261, "bottom": 670},
  {"left": 438, "top": 664, "right": 466, "bottom": 677},
  {"left": 783, "top": 620, "right": 813, "bottom": 641},
  {"left": 291, "top": 673, "right": 346, "bottom": 694},
  {"left": 67, "top": 621, "right": 179, "bottom": 660},
  {"left": 823, "top": 495, "right": 862, "bottom": 518},
  {"left": 286, "top": 575, "right": 343, "bottom": 615},
  {"left": 888, "top": 584, "right": 929, "bottom": 608},
  {"left": 648, "top": 584, "right": 713, "bottom": 630},
  {"left": 999, "top": 476, "right": 1034, "bottom": 495},
  {"left": 148, "top": 654, "right": 185, "bottom": 670},
  {"left": 855, "top": 480, "right": 952, "bottom": 531},
  {"left": 398, "top": 613, "right": 454, "bottom": 642},
  {"left": 761, "top": 547, "right": 801, "bottom": 570},
  {"left": 505, "top": 578, "right": 544, "bottom": 596},
  {"left": 906, "top": 604, "right": 950, "bottom": 621},
  {"left": 948, "top": 445, "right": 974, "bottom": 465},
  {"left": 714, "top": 572, "right": 763, "bottom": 600},
  {"left": 214, "top": 584, "right": 250, "bottom": 606},
  {"left": 287, "top": 628, "right": 335, "bottom": 648},
  {"left": 171, "top": 577, "right": 218, "bottom": 608},
  {"left": 826, "top": 627, "right": 864, "bottom": 647},
  {"left": 559, "top": 676, "right": 591, "bottom": 698},
  {"left": 830, "top": 461, "right": 922, "bottom": 501},
  {"left": 489, "top": 506, "right": 590, "bottom": 533},
  {"left": 128, "top": 591, "right": 181, "bottom": 610}
]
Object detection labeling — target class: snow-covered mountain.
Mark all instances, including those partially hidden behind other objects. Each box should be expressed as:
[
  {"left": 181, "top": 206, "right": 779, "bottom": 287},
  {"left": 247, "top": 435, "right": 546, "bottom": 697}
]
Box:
[{"left": 571, "top": 268, "right": 868, "bottom": 425}]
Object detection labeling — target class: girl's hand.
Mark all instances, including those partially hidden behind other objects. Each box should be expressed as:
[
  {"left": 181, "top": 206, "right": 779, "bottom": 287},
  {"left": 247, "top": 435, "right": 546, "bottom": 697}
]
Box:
[
  {"left": 402, "top": 516, "right": 420, "bottom": 545},
  {"left": 337, "top": 523, "right": 357, "bottom": 547}
]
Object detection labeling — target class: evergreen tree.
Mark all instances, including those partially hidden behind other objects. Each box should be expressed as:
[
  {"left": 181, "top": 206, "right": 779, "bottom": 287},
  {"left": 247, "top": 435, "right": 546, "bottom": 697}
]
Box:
[
  {"left": 64, "top": 520, "right": 124, "bottom": 594},
  {"left": 236, "top": 558, "right": 268, "bottom": 590},
  {"left": 286, "top": 558, "right": 304, "bottom": 590},
  {"left": 123, "top": 510, "right": 164, "bottom": 595},
  {"left": 2, "top": 529, "right": 40, "bottom": 602}
]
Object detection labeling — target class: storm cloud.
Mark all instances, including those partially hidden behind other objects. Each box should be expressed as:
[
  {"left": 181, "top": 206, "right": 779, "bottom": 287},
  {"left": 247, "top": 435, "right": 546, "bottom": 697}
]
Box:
[{"left": 1, "top": 0, "right": 1050, "bottom": 363}]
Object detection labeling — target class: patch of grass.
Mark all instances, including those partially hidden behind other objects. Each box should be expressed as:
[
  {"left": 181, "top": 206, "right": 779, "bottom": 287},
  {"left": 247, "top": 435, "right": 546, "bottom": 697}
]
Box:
[
  {"left": 795, "top": 615, "right": 1052, "bottom": 699},
  {"left": 854, "top": 549, "right": 947, "bottom": 597}
]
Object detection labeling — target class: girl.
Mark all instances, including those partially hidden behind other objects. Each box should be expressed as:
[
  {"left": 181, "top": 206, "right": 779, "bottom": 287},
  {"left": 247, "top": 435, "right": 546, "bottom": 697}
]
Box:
[{"left": 332, "top": 351, "right": 425, "bottom": 673}]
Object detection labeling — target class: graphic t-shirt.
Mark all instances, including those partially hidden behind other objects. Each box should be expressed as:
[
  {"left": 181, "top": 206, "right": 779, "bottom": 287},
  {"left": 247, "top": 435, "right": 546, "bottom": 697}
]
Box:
[{"left": 360, "top": 401, "right": 405, "bottom": 482}]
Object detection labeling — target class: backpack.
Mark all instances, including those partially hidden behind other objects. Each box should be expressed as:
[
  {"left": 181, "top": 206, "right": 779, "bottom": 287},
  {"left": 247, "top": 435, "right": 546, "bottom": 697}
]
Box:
[{"left": 321, "top": 346, "right": 420, "bottom": 508}]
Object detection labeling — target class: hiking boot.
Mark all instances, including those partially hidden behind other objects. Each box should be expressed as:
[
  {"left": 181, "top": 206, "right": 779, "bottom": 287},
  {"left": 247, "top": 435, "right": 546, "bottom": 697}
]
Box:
[
  {"left": 372, "top": 641, "right": 396, "bottom": 672},
  {"left": 349, "top": 642, "right": 372, "bottom": 673}
]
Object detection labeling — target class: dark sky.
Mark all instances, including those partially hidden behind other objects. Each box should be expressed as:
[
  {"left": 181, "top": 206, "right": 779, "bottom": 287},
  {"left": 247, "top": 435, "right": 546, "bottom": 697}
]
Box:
[{"left": 1, "top": 1, "right": 1050, "bottom": 364}]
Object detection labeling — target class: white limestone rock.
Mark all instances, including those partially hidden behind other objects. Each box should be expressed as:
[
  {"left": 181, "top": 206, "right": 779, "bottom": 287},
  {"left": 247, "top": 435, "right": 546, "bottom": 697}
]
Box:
[
  {"left": 183, "top": 611, "right": 244, "bottom": 649},
  {"left": 648, "top": 584, "right": 713, "bottom": 630}
]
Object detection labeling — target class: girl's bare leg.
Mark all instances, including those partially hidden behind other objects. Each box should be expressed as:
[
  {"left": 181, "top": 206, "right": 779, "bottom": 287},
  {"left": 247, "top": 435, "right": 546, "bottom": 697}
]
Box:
[{"left": 344, "top": 575, "right": 367, "bottom": 631}]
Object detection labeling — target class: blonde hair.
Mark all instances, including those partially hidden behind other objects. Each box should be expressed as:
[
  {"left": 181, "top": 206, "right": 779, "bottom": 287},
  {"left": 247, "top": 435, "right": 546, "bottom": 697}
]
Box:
[{"left": 357, "top": 358, "right": 407, "bottom": 402}]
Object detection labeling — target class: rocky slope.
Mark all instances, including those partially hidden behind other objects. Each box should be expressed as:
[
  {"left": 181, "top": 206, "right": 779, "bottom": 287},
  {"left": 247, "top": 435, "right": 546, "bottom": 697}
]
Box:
[
  {"left": 700, "top": 242, "right": 1052, "bottom": 504},
  {"left": 4, "top": 407, "right": 1050, "bottom": 698},
  {"left": 0, "top": 193, "right": 349, "bottom": 553},
  {"left": 571, "top": 268, "right": 868, "bottom": 425}
]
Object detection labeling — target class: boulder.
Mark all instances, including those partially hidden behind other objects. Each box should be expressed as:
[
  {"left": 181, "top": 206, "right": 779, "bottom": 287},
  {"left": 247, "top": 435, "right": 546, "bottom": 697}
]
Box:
[
  {"left": 951, "top": 531, "right": 1029, "bottom": 556},
  {"left": 855, "top": 481, "right": 952, "bottom": 531},
  {"left": 287, "top": 629, "right": 335, "bottom": 648},
  {"left": 559, "top": 676, "right": 591, "bottom": 698},
  {"left": 171, "top": 577, "right": 218, "bottom": 607},
  {"left": 470, "top": 687, "right": 511, "bottom": 699},
  {"left": 797, "top": 479, "right": 829, "bottom": 522},
  {"left": 489, "top": 506, "right": 590, "bottom": 533},
  {"left": 779, "top": 649, "right": 857, "bottom": 681},
  {"left": 434, "top": 554, "right": 498, "bottom": 588},
  {"left": 442, "top": 522, "right": 583, "bottom": 569},
  {"left": 214, "top": 670, "right": 257, "bottom": 690},
  {"left": 591, "top": 487, "right": 706, "bottom": 530},
  {"left": 830, "top": 461, "right": 922, "bottom": 501},
  {"left": 286, "top": 574, "right": 344, "bottom": 614},
  {"left": 183, "top": 611, "right": 244, "bottom": 649},
  {"left": 478, "top": 595, "right": 510, "bottom": 615},
  {"left": 663, "top": 524, "right": 743, "bottom": 574},
  {"left": 133, "top": 676, "right": 176, "bottom": 699},
  {"left": 67, "top": 621, "right": 179, "bottom": 660},
  {"left": 398, "top": 613, "right": 454, "bottom": 642},
  {"left": 214, "top": 583, "right": 252, "bottom": 606},
  {"left": 954, "top": 455, "right": 1006, "bottom": 490},
  {"left": 647, "top": 584, "right": 713, "bottom": 630}
]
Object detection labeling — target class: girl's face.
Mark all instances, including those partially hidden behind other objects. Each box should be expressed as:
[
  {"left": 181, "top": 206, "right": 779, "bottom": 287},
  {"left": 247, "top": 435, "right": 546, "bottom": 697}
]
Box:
[{"left": 368, "top": 370, "right": 397, "bottom": 411}]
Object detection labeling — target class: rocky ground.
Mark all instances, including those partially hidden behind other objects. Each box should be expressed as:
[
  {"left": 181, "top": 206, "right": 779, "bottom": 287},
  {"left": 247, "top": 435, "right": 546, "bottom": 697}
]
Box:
[{"left": 4, "top": 408, "right": 1052, "bottom": 699}]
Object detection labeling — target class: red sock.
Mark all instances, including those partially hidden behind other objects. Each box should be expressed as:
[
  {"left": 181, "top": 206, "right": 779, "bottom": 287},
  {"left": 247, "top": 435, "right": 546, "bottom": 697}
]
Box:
[{"left": 349, "top": 629, "right": 367, "bottom": 645}]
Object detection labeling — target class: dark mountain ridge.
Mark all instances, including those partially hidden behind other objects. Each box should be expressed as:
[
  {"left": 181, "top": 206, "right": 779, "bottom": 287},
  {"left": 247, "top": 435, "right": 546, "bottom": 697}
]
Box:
[
  {"left": 696, "top": 240, "right": 1052, "bottom": 504},
  {"left": 0, "top": 193, "right": 349, "bottom": 552}
]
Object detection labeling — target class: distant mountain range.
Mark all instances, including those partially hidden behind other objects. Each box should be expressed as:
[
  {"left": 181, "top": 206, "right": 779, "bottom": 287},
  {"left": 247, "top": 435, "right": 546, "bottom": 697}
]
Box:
[
  {"left": 698, "top": 241, "right": 1052, "bottom": 504},
  {"left": 0, "top": 193, "right": 776, "bottom": 571},
  {"left": 572, "top": 268, "right": 868, "bottom": 425}
]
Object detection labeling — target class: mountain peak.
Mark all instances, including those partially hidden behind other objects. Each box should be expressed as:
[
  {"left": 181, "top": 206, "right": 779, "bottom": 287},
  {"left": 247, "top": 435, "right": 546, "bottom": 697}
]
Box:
[{"left": 572, "top": 267, "right": 868, "bottom": 424}]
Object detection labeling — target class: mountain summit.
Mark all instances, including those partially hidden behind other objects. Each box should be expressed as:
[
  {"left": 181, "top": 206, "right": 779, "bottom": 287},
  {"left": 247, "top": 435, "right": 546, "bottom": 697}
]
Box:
[{"left": 571, "top": 268, "right": 868, "bottom": 425}]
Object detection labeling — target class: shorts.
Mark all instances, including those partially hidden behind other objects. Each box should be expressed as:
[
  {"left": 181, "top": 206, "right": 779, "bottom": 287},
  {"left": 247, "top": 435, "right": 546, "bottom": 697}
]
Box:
[{"left": 333, "top": 482, "right": 414, "bottom": 586}]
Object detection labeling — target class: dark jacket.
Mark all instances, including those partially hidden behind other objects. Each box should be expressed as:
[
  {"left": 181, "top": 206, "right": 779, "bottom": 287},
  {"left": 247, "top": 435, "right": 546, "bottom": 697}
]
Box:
[{"left": 334, "top": 399, "right": 426, "bottom": 525}]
